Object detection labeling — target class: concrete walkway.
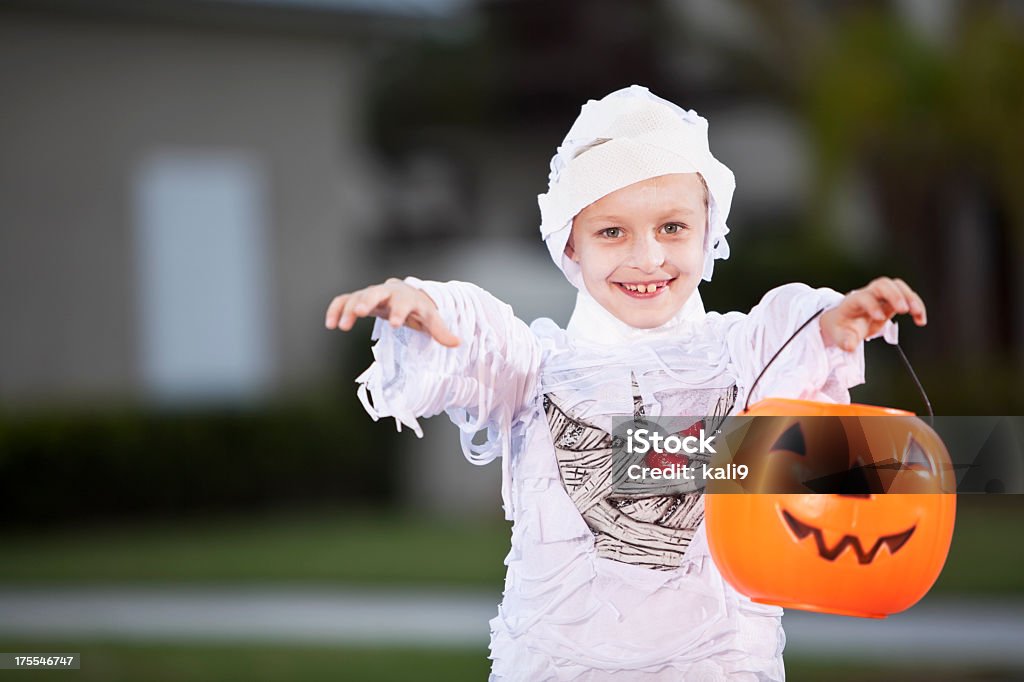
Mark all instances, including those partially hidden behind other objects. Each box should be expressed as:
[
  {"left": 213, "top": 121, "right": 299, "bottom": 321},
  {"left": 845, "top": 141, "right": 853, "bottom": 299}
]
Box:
[{"left": 1, "top": 587, "right": 1022, "bottom": 667}]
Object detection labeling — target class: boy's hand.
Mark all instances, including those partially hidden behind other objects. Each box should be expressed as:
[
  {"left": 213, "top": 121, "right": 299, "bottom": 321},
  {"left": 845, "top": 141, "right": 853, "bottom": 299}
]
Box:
[
  {"left": 820, "top": 277, "right": 927, "bottom": 352},
  {"left": 325, "top": 278, "right": 461, "bottom": 348}
]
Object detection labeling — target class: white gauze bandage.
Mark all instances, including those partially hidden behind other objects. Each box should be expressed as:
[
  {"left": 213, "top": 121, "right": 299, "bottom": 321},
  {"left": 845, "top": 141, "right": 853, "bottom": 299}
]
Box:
[{"left": 538, "top": 85, "right": 736, "bottom": 289}]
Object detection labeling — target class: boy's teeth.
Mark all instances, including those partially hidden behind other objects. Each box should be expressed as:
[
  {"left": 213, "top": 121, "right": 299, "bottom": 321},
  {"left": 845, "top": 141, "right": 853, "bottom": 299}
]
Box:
[{"left": 622, "top": 282, "right": 664, "bottom": 293}]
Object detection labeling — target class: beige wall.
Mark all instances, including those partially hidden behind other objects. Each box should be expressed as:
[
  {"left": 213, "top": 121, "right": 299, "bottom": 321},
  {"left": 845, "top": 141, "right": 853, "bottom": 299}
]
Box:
[{"left": 0, "top": 12, "right": 380, "bottom": 407}]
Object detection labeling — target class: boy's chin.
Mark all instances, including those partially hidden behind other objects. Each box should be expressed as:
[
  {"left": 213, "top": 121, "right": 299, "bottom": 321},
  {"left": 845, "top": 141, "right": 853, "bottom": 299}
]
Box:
[
  {"left": 617, "top": 311, "right": 677, "bottom": 329},
  {"left": 603, "top": 302, "right": 682, "bottom": 329}
]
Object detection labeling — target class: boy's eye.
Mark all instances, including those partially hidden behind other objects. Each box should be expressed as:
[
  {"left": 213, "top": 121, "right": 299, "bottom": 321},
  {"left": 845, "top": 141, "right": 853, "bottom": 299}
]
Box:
[{"left": 599, "top": 227, "right": 623, "bottom": 238}]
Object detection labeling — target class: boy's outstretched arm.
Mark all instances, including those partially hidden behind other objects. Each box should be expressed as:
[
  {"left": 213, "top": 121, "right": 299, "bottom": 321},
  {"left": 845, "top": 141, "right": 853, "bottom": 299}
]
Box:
[
  {"left": 325, "top": 276, "right": 541, "bottom": 520},
  {"left": 324, "top": 277, "right": 461, "bottom": 348},
  {"left": 820, "top": 276, "right": 927, "bottom": 352}
]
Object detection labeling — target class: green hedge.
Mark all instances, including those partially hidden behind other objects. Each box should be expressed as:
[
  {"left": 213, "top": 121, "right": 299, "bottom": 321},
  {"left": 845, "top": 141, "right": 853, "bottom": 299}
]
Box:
[{"left": 0, "top": 398, "right": 402, "bottom": 529}]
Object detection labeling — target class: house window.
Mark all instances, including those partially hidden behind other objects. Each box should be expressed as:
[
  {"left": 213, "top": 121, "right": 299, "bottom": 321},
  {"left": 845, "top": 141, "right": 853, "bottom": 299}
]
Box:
[{"left": 134, "top": 151, "right": 272, "bottom": 403}]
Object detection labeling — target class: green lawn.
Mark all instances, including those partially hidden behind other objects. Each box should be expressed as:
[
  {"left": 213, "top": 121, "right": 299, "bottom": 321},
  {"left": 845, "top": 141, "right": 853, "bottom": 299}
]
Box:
[
  {"left": 0, "top": 497, "right": 1021, "bottom": 594},
  {"left": 0, "top": 508, "right": 509, "bottom": 588},
  {"left": 931, "top": 496, "right": 1024, "bottom": 595},
  {"left": 0, "top": 640, "right": 1015, "bottom": 682},
  {"left": 785, "top": 658, "right": 1021, "bottom": 681}
]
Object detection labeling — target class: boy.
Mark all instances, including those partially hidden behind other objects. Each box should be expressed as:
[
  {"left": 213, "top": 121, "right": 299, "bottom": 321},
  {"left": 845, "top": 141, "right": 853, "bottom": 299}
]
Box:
[{"left": 326, "top": 85, "right": 925, "bottom": 680}]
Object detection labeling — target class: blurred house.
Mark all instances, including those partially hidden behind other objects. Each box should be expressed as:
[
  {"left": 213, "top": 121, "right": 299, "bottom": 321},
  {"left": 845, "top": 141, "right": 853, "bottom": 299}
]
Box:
[{"left": 0, "top": 0, "right": 462, "bottom": 408}]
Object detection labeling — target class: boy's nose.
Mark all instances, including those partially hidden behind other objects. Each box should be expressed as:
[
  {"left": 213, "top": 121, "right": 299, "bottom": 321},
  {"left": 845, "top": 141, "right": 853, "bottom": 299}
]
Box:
[{"left": 630, "top": 234, "right": 666, "bottom": 273}]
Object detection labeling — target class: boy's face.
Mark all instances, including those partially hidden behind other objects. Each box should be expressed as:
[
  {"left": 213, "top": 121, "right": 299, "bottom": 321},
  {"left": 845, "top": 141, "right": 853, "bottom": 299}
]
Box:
[{"left": 565, "top": 173, "right": 707, "bottom": 329}]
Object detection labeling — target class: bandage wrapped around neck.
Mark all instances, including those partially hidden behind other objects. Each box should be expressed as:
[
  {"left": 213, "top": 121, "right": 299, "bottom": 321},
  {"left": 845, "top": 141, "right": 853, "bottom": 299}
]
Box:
[{"left": 538, "top": 85, "right": 736, "bottom": 290}]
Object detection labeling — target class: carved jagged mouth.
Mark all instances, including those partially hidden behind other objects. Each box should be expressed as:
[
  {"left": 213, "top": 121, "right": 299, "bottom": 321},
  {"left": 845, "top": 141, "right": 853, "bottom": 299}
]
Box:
[{"left": 781, "top": 509, "right": 916, "bottom": 564}]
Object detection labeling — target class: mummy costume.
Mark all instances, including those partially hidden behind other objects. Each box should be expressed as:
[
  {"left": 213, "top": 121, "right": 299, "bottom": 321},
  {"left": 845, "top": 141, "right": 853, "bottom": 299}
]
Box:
[{"left": 355, "top": 86, "right": 896, "bottom": 681}]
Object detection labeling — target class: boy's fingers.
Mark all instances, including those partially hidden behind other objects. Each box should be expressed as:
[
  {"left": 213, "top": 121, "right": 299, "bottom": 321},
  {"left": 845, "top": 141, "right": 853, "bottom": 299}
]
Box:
[
  {"left": 388, "top": 299, "right": 414, "bottom": 328},
  {"left": 355, "top": 286, "right": 401, "bottom": 327},
  {"left": 325, "top": 294, "right": 350, "bottom": 329},
  {"left": 847, "top": 289, "right": 886, "bottom": 322},
  {"left": 338, "top": 293, "right": 365, "bottom": 331},
  {"left": 892, "top": 278, "right": 927, "bottom": 325},
  {"left": 860, "top": 281, "right": 895, "bottom": 320},
  {"left": 840, "top": 317, "right": 871, "bottom": 351},
  {"left": 341, "top": 288, "right": 388, "bottom": 331},
  {"left": 828, "top": 275, "right": 928, "bottom": 351},
  {"left": 329, "top": 281, "right": 460, "bottom": 346},
  {"left": 869, "top": 278, "right": 909, "bottom": 317},
  {"left": 424, "top": 309, "right": 460, "bottom": 347},
  {"left": 354, "top": 285, "right": 389, "bottom": 316}
]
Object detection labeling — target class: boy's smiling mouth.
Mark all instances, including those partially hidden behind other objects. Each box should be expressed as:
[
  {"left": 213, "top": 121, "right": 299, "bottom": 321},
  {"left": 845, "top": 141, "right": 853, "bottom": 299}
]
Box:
[{"left": 614, "top": 278, "right": 675, "bottom": 298}]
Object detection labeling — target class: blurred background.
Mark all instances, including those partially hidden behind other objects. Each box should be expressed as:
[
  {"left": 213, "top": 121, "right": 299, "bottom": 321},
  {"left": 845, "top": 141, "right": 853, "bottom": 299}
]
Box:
[{"left": 1, "top": 0, "right": 1023, "bottom": 680}]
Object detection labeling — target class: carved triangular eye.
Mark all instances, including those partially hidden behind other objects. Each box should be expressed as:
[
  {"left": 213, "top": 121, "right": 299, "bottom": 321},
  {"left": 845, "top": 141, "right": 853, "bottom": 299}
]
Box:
[
  {"left": 772, "top": 423, "right": 806, "bottom": 456},
  {"left": 903, "top": 436, "right": 934, "bottom": 474},
  {"left": 838, "top": 459, "right": 877, "bottom": 495}
]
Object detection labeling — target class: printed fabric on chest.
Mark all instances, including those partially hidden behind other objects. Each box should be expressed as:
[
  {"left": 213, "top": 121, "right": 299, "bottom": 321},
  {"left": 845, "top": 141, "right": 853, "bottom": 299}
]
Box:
[{"left": 543, "top": 378, "right": 737, "bottom": 571}]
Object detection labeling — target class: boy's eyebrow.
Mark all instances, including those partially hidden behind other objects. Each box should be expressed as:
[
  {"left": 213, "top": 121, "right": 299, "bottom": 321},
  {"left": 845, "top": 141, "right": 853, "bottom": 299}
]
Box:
[
  {"left": 655, "top": 206, "right": 700, "bottom": 220},
  {"left": 581, "top": 214, "right": 627, "bottom": 224},
  {"left": 582, "top": 206, "right": 701, "bottom": 224}
]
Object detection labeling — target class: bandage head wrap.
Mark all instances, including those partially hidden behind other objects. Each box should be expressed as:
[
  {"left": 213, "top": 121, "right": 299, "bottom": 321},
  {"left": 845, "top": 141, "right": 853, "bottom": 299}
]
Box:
[{"left": 538, "top": 85, "right": 736, "bottom": 293}]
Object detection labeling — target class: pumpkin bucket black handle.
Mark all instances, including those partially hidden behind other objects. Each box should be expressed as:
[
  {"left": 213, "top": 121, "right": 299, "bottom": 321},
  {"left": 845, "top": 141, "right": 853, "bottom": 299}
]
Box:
[{"left": 743, "top": 307, "right": 934, "bottom": 424}]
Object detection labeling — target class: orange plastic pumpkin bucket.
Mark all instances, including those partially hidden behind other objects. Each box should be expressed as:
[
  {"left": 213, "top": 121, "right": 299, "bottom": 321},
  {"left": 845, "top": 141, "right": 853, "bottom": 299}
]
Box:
[
  {"left": 704, "top": 311, "right": 957, "bottom": 618},
  {"left": 705, "top": 400, "right": 957, "bottom": 618}
]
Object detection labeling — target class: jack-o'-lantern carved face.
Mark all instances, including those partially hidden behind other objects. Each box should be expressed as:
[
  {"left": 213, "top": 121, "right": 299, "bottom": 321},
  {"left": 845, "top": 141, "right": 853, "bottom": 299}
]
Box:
[{"left": 705, "top": 399, "right": 957, "bottom": 619}]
